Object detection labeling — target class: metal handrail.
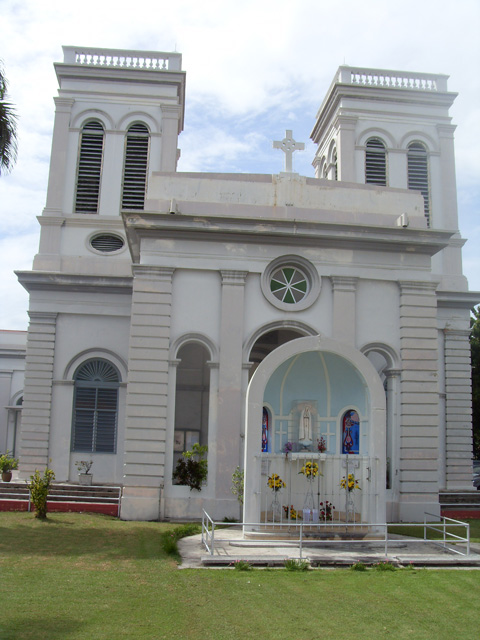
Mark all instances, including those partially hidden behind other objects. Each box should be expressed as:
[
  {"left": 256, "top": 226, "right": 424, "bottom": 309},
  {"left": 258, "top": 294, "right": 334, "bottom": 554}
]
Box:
[{"left": 201, "top": 512, "right": 471, "bottom": 559}]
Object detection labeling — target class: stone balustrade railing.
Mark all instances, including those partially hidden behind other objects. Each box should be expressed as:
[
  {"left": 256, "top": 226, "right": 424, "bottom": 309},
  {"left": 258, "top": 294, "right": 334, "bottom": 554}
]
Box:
[
  {"left": 336, "top": 66, "right": 448, "bottom": 92},
  {"left": 62, "top": 46, "right": 182, "bottom": 71}
]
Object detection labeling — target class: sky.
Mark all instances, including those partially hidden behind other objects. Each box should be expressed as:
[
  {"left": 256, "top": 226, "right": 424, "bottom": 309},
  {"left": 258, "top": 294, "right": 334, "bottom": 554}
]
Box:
[{"left": 1, "top": 0, "right": 479, "bottom": 330}]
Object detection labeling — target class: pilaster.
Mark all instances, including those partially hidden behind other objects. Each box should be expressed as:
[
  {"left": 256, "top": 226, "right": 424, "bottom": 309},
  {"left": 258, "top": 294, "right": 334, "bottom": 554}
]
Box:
[
  {"left": 443, "top": 328, "right": 473, "bottom": 489},
  {"left": 160, "top": 105, "right": 181, "bottom": 172},
  {"left": 216, "top": 270, "right": 248, "bottom": 506},
  {"left": 121, "top": 265, "right": 174, "bottom": 520},
  {"left": 18, "top": 312, "right": 58, "bottom": 476},
  {"left": 44, "top": 98, "right": 74, "bottom": 214},
  {"left": 335, "top": 115, "right": 357, "bottom": 182},
  {"left": 398, "top": 281, "right": 439, "bottom": 514}
]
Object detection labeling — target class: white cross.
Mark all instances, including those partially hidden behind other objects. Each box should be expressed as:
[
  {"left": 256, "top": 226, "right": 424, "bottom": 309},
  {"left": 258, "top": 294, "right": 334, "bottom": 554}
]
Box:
[{"left": 273, "top": 129, "right": 305, "bottom": 173}]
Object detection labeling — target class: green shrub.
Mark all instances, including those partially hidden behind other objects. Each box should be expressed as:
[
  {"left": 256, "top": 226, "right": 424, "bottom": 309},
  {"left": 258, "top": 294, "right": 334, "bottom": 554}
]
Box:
[
  {"left": 232, "top": 560, "right": 252, "bottom": 571},
  {"left": 28, "top": 467, "right": 55, "bottom": 519},
  {"left": 160, "top": 523, "right": 202, "bottom": 559},
  {"left": 284, "top": 558, "right": 309, "bottom": 571},
  {"left": 350, "top": 562, "right": 367, "bottom": 571},
  {"left": 231, "top": 466, "right": 244, "bottom": 504},
  {"left": 172, "top": 443, "right": 208, "bottom": 491},
  {"left": 373, "top": 561, "right": 396, "bottom": 571}
]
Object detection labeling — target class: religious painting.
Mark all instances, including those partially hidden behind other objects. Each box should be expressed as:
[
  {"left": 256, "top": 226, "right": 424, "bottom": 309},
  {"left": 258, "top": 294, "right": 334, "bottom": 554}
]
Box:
[
  {"left": 341, "top": 410, "right": 360, "bottom": 455},
  {"left": 262, "top": 407, "right": 269, "bottom": 452}
]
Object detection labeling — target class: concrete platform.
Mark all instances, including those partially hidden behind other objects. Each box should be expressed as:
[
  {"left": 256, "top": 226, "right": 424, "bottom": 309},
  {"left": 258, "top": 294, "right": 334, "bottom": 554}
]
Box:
[{"left": 178, "top": 528, "right": 480, "bottom": 569}]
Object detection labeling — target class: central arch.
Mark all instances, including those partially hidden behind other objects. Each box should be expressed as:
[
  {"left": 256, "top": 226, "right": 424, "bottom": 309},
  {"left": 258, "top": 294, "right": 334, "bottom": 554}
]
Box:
[{"left": 243, "top": 335, "right": 386, "bottom": 526}]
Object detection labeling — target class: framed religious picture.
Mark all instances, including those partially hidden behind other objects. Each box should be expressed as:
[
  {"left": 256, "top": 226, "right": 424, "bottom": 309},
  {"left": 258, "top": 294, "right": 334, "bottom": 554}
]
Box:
[
  {"left": 174, "top": 431, "right": 184, "bottom": 452},
  {"left": 186, "top": 430, "right": 200, "bottom": 451}
]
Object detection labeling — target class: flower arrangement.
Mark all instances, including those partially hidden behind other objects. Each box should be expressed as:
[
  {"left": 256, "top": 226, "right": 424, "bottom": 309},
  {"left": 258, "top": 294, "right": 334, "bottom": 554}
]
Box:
[
  {"left": 283, "top": 442, "right": 293, "bottom": 455},
  {"left": 267, "top": 473, "right": 286, "bottom": 491},
  {"left": 299, "top": 461, "right": 319, "bottom": 479},
  {"left": 319, "top": 500, "right": 335, "bottom": 521},
  {"left": 283, "top": 505, "right": 302, "bottom": 520},
  {"left": 340, "top": 473, "right": 361, "bottom": 492},
  {"left": 317, "top": 437, "right": 327, "bottom": 453}
]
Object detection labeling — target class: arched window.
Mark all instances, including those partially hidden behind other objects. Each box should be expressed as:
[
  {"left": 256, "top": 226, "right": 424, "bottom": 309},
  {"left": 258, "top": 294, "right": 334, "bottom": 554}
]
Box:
[
  {"left": 332, "top": 146, "right": 338, "bottom": 181},
  {"left": 72, "top": 359, "right": 119, "bottom": 453},
  {"left": 75, "top": 120, "right": 105, "bottom": 213},
  {"left": 173, "top": 343, "right": 210, "bottom": 474},
  {"left": 262, "top": 407, "right": 270, "bottom": 452},
  {"left": 365, "top": 137, "right": 387, "bottom": 186},
  {"left": 122, "top": 123, "right": 149, "bottom": 210},
  {"left": 407, "top": 142, "right": 430, "bottom": 225},
  {"left": 341, "top": 409, "right": 360, "bottom": 454}
]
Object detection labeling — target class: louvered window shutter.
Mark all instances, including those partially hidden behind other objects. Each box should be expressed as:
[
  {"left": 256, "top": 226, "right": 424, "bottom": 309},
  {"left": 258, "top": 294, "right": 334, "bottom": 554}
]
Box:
[
  {"left": 365, "top": 138, "right": 387, "bottom": 186},
  {"left": 75, "top": 121, "right": 104, "bottom": 213},
  {"left": 122, "top": 123, "right": 149, "bottom": 209},
  {"left": 408, "top": 142, "right": 430, "bottom": 226},
  {"left": 72, "top": 359, "right": 119, "bottom": 453}
]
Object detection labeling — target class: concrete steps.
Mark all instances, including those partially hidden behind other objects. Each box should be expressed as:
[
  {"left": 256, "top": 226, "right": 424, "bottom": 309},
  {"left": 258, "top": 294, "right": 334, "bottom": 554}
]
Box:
[
  {"left": 439, "top": 491, "right": 480, "bottom": 519},
  {"left": 0, "top": 482, "right": 121, "bottom": 516}
]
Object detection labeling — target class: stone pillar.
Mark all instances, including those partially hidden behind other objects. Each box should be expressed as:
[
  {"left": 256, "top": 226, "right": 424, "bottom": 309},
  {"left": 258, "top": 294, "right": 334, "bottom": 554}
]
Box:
[
  {"left": 160, "top": 105, "right": 181, "bottom": 172},
  {"left": 398, "top": 282, "right": 439, "bottom": 520},
  {"left": 18, "top": 312, "right": 57, "bottom": 476},
  {"left": 216, "top": 270, "right": 248, "bottom": 514},
  {"left": 443, "top": 328, "right": 473, "bottom": 490},
  {"left": 44, "top": 98, "right": 74, "bottom": 214},
  {"left": 331, "top": 277, "right": 357, "bottom": 345},
  {"left": 121, "top": 266, "right": 174, "bottom": 520}
]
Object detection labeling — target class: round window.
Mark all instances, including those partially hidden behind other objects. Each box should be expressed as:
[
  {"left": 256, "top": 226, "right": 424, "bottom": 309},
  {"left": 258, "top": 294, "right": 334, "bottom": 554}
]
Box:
[
  {"left": 89, "top": 234, "right": 125, "bottom": 253},
  {"left": 261, "top": 256, "right": 321, "bottom": 311},
  {"left": 270, "top": 266, "right": 308, "bottom": 304}
]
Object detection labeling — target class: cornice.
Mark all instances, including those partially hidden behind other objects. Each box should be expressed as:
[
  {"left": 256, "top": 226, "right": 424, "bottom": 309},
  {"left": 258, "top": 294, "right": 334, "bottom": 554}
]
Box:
[{"left": 16, "top": 271, "right": 132, "bottom": 294}]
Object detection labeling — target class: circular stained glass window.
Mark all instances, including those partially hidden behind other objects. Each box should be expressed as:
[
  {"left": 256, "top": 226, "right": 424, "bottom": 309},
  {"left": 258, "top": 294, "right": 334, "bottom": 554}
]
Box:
[{"left": 270, "top": 266, "right": 308, "bottom": 304}]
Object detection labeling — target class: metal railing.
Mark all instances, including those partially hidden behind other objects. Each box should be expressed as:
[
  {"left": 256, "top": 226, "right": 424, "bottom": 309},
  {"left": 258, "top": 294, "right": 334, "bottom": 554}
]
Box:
[{"left": 201, "top": 510, "right": 470, "bottom": 559}]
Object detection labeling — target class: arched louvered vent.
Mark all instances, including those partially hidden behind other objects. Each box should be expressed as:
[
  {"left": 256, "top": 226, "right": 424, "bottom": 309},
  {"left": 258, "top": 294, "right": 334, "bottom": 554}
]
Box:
[
  {"left": 408, "top": 142, "right": 430, "bottom": 226},
  {"left": 122, "top": 123, "right": 149, "bottom": 210},
  {"left": 365, "top": 138, "right": 387, "bottom": 186},
  {"left": 74, "top": 359, "right": 119, "bottom": 383},
  {"left": 90, "top": 234, "right": 125, "bottom": 253},
  {"left": 75, "top": 121, "right": 104, "bottom": 214}
]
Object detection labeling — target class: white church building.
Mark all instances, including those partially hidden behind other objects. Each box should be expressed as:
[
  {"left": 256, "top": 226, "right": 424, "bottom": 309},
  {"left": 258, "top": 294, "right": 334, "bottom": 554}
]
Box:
[{"left": 9, "top": 46, "right": 477, "bottom": 523}]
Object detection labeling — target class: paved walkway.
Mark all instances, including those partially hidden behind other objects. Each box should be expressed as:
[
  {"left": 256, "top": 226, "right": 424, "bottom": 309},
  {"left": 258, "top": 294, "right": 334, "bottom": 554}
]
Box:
[{"left": 178, "top": 528, "right": 480, "bottom": 569}]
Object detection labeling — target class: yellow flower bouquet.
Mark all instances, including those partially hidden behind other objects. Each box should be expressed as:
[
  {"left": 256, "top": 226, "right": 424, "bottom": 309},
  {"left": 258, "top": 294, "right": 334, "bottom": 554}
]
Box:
[
  {"left": 299, "top": 461, "right": 319, "bottom": 479},
  {"left": 267, "top": 473, "right": 286, "bottom": 492},
  {"left": 340, "top": 473, "right": 360, "bottom": 492}
]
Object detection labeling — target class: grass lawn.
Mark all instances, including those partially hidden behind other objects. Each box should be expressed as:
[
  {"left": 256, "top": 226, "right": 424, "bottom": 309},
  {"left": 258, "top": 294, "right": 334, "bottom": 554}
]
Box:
[{"left": 1, "top": 512, "right": 479, "bottom": 640}]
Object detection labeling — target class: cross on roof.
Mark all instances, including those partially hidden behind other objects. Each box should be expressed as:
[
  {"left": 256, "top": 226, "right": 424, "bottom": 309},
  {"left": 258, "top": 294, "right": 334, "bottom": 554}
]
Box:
[{"left": 273, "top": 130, "right": 305, "bottom": 173}]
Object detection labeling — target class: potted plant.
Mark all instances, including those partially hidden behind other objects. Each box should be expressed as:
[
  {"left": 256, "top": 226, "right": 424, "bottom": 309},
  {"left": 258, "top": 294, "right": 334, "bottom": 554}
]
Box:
[
  {"left": 76, "top": 460, "right": 93, "bottom": 485},
  {"left": 0, "top": 451, "right": 19, "bottom": 482}
]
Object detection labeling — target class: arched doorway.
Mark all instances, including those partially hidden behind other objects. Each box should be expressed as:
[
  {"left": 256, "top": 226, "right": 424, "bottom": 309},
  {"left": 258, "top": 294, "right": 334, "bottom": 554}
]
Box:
[{"left": 244, "top": 336, "right": 386, "bottom": 527}]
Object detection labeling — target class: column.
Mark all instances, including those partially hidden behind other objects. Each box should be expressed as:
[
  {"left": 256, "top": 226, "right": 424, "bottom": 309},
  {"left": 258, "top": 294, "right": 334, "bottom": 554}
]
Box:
[
  {"left": 18, "top": 312, "right": 57, "bottom": 476},
  {"left": 331, "top": 276, "right": 357, "bottom": 345},
  {"left": 216, "top": 270, "right": 248, "bottom": 511},
  {"left": 443, "top": 328, "right": 473, "bottom": 490},
  {"left": 121, "top": 266, "right": 174, "bottom": 520},
  {"left": 398, "top": 282, "right": 439, "bottom": 519}
]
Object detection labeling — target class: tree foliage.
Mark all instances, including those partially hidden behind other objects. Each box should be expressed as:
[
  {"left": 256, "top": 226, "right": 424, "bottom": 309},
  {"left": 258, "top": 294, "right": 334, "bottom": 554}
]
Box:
[
  {"left": 172, "top": 443, "right": 208, "bottom": 491},
  {"left": 470, "top": 307, "right": 480, "bottom": 459},
  {"left": 0, "top": 62, "right": 18, "bottom": 176}
]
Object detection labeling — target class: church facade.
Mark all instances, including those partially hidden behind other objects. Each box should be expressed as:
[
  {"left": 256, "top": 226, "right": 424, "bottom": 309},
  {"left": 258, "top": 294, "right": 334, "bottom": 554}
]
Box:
[{"left": 14, "top": 47, "right": 477, "bottom": 522}]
